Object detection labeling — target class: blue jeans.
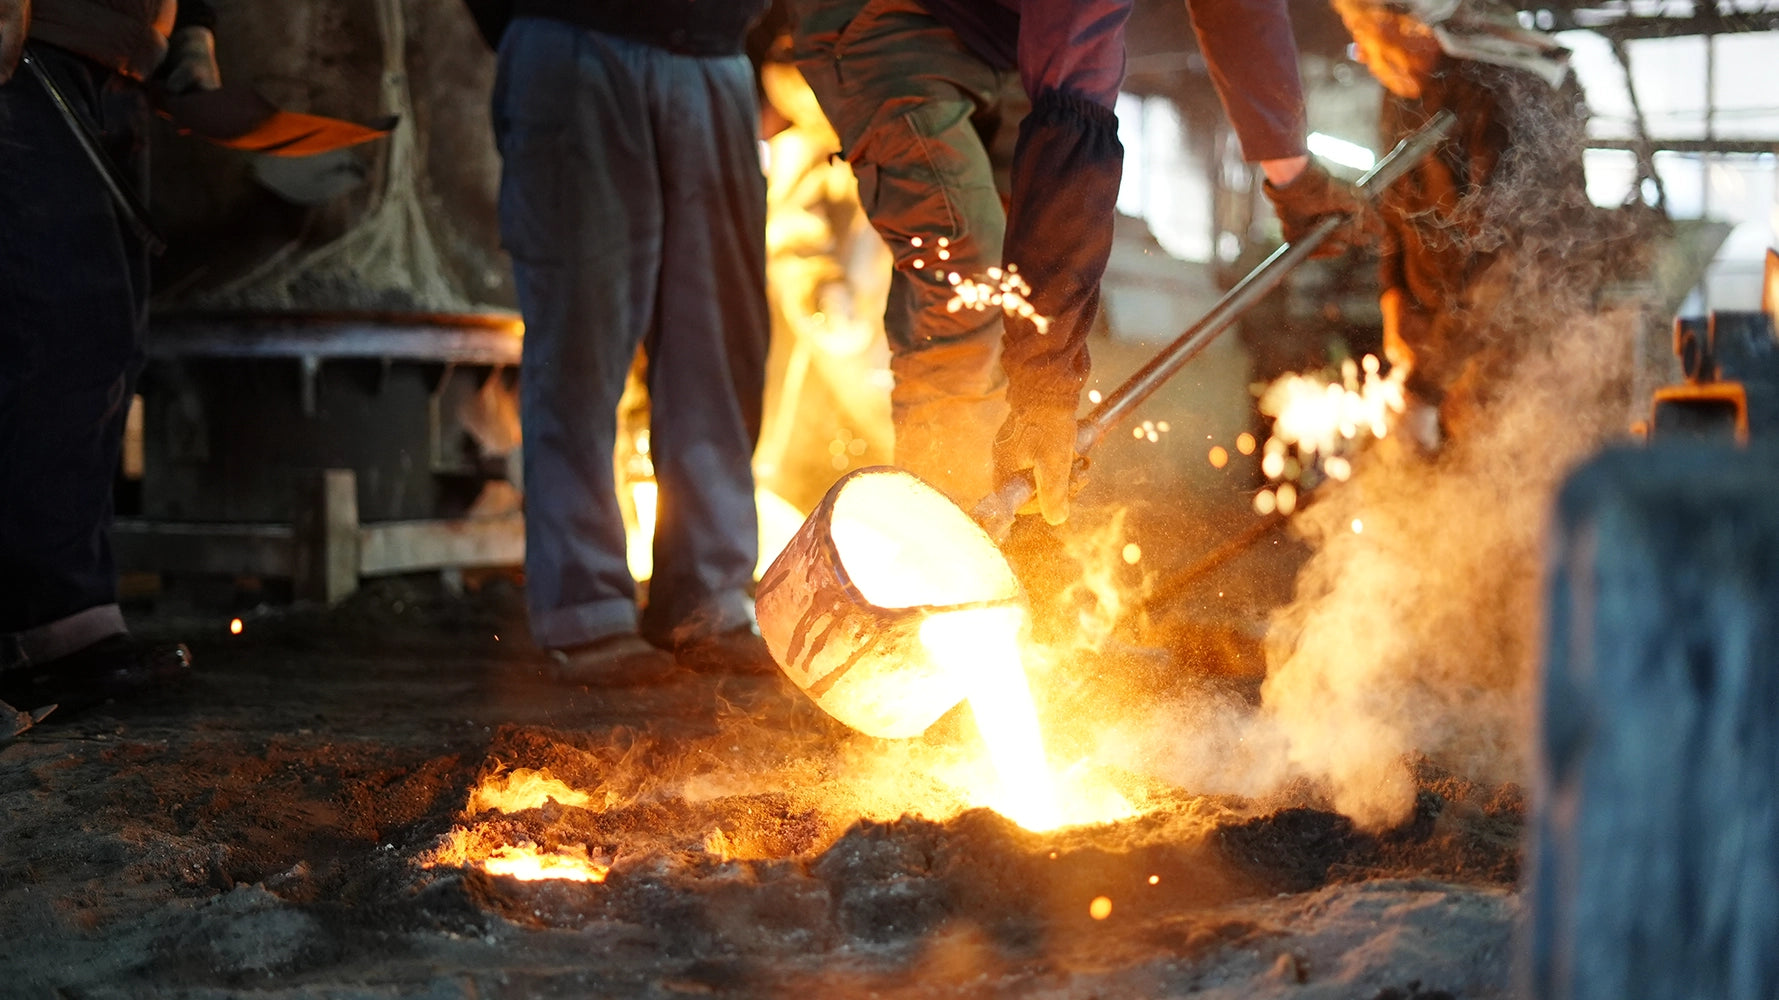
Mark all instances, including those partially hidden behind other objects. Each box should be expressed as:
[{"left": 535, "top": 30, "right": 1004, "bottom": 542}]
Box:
[
  {"left": 0, "top": 47, "right": 148, "bottom": 668},
  {"left": 493, "top": 18, "right": 769, "bottom": 649}
]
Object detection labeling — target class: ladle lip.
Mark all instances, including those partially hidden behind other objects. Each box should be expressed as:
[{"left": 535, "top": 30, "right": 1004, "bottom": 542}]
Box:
[{"left": 815, "top": 466, "right": 1028, "bottom": 617}]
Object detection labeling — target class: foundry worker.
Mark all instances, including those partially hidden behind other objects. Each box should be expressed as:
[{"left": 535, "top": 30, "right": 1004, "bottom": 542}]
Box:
[
  {"left": 1334, "top": 0, "right": 1607, "bottom": 446},
  {"left": 0, "top": 0, "right": 220, "bottom": 714},
  {"left": 472, "top": 1, "right": 776, "bottom": 681},
  {"left": 788, "top": 0, "right": 1375, "bottom": 524}
]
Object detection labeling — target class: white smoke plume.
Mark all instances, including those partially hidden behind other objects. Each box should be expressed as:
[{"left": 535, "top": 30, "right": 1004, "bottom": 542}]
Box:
[{"left": 1260, "top": 301, "right": 1641, "bottom": 827}]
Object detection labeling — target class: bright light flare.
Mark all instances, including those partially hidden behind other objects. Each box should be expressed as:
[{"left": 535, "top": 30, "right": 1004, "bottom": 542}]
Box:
[
  {"left": 921, "top": 607, "right": 1064, "bottom": 833},
  {"left": 480, "top": 843, "right": 608, "bottom": 883},
  {"left": 1307, "top": 131, "right": 1377, "bottom": 172},
  {"left": 1254, "top": 355, "right": 1406, "bottom": 506},
  {"left": 466, "top": 768, "right": 592, "bottom": 815},
  {"left": 944, "top": 264, "right": 1050, "bottom": 335},
  {"left": 229, "top": 618, "right": 243, "bottom": 635},
  {"left": 625, "top": 479, "right": 805, "bottom": 583}
]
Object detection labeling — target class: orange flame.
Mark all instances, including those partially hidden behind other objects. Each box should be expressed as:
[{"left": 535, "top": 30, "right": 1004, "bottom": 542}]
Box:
[
  {"left": 427, "top": 827, "right": 610, "bottom": 884},
  {"left": 465, "top": 768, "right": 592, "bottom": 815},
  {"left": 480, "top": 843, "right": 609, "bottom": 883}
]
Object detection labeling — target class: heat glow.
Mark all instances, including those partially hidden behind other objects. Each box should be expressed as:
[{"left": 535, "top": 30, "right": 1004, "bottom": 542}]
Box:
[
  {"left": 465, "top": 768, "right": 592, "bottom": 814},
  {"left": 823, "top": 471, "right": 1130, "bottom": 831},
  {"left": 920, "top": 607, "right": 1063, "bottom": 832},
  {"left": 1252, "top": 355, "right": 1406, "bottom": 515},
  {"left": 480, "top": 843, "right": 609, "bottom": 883}
]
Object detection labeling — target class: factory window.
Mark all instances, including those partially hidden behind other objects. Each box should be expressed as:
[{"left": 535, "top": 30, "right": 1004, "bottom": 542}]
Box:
[
  {"left": 1561, "top": 28, "right": 1779, "bottom": 309},
  {"left": 1116, "top": 92, "right": 1214, "bottom": 263}
]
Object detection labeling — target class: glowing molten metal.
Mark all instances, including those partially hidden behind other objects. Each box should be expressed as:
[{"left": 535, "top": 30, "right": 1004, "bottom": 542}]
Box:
[
  {"left": 480, "top": 844, "right": 609, "bottom": 883},
  {"left": 920, "top": 606, "right": 1063, "bottom": 832},
  {"left": 466, "top": 768, "right": 592, "bottom": 815},
  {"left": 757, "top": 468, "right": 1115, "bottom": 831}
]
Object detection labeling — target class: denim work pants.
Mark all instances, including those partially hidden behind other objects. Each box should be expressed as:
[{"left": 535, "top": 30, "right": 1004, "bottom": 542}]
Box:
[
  {"left": 789, "top": 0, "right": 1016, "bottom": 508},
  {"left": 493, "top": 18, "right": 769, "bottom": 650},
  {"left": 0, "top": 47, "right": 149, "bottom": 669}
]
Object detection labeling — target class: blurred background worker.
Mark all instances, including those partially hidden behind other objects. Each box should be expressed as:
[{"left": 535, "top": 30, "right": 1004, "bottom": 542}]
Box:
[
  {"left": 788, "top": 0, "right": 1377, "bottom": 526},
  {"left": 0, "top": 0, "right": 218, "bottom": 715},
  {"left": 1332, "top": 0, "right": 1634, "bottom": 447},
  {"left": 476, "top": 0, "right": 777, "bottom": 683}
]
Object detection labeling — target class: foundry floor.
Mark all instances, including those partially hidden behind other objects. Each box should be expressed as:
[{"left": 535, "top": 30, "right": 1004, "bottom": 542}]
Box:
[{"left": 0, "top": 575, "right": 1523, "bottom": 999}]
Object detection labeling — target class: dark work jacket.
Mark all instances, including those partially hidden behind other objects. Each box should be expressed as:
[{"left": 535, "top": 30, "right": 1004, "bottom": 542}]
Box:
[
  {"left": 476, "top": 0, "right": 767, "bottom": 55},
  {"left": 919, "top": 0, "right": 1307, "bottom": 160}
]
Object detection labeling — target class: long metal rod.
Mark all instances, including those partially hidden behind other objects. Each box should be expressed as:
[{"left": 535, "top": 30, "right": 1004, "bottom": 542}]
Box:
[
  {"left": 20, "top": 47, "right": 167, "bottom": 256},
  {"left": 1076, "top": 109, "right": 1457, "bottom": 455},
  {"left": 974, "top": 110, "right": 1455, "bottom": 536}
]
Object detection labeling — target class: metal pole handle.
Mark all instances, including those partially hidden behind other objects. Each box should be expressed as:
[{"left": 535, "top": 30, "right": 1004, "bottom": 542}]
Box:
[
  {"left": 21, "top": 47, "right": 168, "bottom": 256},
  {"left": 974, "top": 110, "right": 1457, "bottom": 538}
]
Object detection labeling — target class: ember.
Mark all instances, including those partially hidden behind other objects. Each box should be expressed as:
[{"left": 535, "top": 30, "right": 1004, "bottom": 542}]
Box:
[
  {"left": 1257, "top": 354, "right": 1406, "bottom": 491},
  {"left": 466, "top": 767, "right": 592, "bottom": 814},
  {"left": 479, "top": 843, "right": 609, "bottom": 883},
  {"left": 943, "top": 263, "right": 1050, "bottom": 334}
]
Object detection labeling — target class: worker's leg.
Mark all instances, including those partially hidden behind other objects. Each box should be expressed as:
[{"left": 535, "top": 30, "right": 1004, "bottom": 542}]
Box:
[
  {"left": 791, "top": 0, "right": 1011, "bottom": 507},
  {"left": 495, "top": 18, "right": 663, "bottom": 651},
  {"left": 637, "top": 49, "right": 769, "bottom": 647},
  {"left": 0, "top": 51, "right": 148, "bottom": 669}
]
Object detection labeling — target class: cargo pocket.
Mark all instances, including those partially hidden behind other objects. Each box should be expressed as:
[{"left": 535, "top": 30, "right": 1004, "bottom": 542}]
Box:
[{"left": 849, "top": 100, "right": 1001, "bottom": 259}]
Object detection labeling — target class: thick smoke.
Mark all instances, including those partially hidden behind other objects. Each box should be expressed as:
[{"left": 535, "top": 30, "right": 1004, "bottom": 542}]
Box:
[
  {"left": 1260, "top": 302, "right": 1640, "bottom": 827},
  {"left": 1102, "top": 53, "right": 1664, "bottom": 827},
  {"left": 1256, "top": 53, "right": 1661, "bottom": 827}
]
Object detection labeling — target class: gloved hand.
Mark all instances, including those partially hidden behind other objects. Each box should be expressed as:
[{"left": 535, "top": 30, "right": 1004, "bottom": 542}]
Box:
[
  {"left": 1262, "top": 160, "right": 1379, "bottom": 259},
  {"left": 992, "top": 402, "right": 1082, "bottom": 526},
  {"left": 0, "top": 0, "right": 28, "bottom": 84},
  {"left": 161, "top": 25, "right": 220, "bottom": 94}
]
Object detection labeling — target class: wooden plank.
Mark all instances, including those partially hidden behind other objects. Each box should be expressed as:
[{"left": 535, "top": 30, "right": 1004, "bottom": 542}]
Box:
[
  {"left": 293, "top": 469, "right": 360, "bottom": 605},
  {"left": 112, "top": 519, "right": 296, "bottom": 578}
]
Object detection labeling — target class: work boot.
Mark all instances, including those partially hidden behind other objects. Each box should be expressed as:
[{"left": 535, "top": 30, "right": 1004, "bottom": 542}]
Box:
[
  {"left": 545, "top": 632, "right": 681, "bottom": 687},
  {"left": 671, "top": 625, "right": 780, "bottom": 677},
  {"left": 0, "top": 634, "right": 193, "bottom": 718}
]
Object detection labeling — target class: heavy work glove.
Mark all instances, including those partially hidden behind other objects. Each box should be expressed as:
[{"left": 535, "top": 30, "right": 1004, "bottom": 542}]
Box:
[
  {"left": 161, "top": 25, "right": 220, "bottom": 94},
  {"left": 0, "top": 0, "right": 27, "bottom": 84},
  {"left": 998, "top": 90, "right": 1122, "bottom": 525},
  {"left": 1262, "top": 160, "right": 1378, "bottom": 259},
  {"left": 993, "top": 403, "right": 1081, "bottom": 526}
]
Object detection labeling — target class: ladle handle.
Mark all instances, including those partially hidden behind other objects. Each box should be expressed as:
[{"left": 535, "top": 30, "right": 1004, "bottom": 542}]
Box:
[{"left": 973, "top": 109, "right": 1457, "bottom": 541}]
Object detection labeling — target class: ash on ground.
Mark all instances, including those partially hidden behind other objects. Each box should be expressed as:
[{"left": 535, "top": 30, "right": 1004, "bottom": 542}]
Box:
[{"left": 0, "top": 578, "right": 1520, "bottom": 998}]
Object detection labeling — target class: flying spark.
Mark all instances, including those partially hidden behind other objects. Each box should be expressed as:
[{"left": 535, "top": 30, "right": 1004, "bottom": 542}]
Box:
[{"left": 944, "top": 265, "right": 1050, "bottom": 334}]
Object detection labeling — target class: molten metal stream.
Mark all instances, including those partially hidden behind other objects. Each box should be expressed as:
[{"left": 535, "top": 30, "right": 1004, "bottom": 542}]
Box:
[{"left": 920, "top": 607, "right": 1064, "bottom": 832}]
